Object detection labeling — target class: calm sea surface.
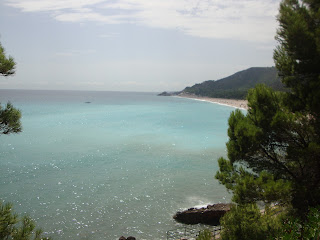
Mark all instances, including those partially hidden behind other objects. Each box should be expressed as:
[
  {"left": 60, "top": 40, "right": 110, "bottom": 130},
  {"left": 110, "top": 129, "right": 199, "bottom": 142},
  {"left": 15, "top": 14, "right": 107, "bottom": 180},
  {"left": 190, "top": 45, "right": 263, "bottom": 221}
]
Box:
[{"left": 0, "top": 90, "right": 237, "bottom": 239}]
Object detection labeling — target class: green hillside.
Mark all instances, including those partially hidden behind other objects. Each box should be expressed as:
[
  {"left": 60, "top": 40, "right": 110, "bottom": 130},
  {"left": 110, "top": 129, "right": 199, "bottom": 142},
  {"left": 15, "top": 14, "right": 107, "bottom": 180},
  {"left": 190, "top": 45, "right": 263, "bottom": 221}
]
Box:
[{"left": 182, "top": 67, "right": 285, "bottom": 99}]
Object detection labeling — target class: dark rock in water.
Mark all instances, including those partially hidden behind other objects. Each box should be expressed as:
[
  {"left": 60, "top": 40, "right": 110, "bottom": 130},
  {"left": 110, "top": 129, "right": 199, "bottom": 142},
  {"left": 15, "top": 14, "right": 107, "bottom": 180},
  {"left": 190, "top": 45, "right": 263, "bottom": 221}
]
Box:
[
  {"left": 173, "top": 203, "right": 232, "bottom": 225},
  {"left": 119, "top": 236, "right": 136, "bottom": 240},
  {"left": 84, "top": 101, "right": 91, "bottom": 104}
]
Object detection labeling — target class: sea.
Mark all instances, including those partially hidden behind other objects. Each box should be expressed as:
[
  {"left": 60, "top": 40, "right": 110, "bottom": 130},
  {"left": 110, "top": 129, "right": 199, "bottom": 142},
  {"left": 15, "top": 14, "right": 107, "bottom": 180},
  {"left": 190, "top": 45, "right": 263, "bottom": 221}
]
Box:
[{"left": 0, "top": 90, "right": 238, "bottom": 240}]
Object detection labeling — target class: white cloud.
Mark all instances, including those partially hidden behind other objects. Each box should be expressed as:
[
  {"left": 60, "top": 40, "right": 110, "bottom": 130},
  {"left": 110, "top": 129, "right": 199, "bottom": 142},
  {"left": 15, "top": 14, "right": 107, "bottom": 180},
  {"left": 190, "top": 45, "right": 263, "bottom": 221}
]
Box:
[
  {"left": 6, "top": 0, "right": 106, "bottom": 12},
  {"left": 6, "top": 0, "right": 280, "bottom": 42},
  {"left": 53, "top": 11, "right": 125, "bottom": 23}
]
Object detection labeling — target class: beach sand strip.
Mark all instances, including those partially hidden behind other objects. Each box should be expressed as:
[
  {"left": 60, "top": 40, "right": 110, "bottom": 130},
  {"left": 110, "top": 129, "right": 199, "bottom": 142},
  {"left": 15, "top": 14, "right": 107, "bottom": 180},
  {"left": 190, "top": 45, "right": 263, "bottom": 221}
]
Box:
[{"left": 176, "top": 94, "right": 248, "bottom": 110}]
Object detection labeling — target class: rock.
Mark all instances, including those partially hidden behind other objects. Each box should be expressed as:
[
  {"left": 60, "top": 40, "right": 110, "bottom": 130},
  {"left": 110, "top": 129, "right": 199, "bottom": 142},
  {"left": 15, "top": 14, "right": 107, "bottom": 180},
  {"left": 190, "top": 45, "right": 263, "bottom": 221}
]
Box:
[
  {"left": 127, "top": 237, "right": 136, "bottom": 240},
  {"left": 119, "top": 237, "right": 126, "bottom": 240},
  {"left": 173, "top": 203, "right": 232, "bottom": 225}
]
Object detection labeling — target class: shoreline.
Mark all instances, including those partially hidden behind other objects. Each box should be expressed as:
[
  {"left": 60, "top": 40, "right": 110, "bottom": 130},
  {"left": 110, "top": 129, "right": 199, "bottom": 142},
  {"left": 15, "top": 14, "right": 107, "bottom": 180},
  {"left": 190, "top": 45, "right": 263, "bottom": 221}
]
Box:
[{"left": 175, "top": 93, "right": 248, "bottom": 110}]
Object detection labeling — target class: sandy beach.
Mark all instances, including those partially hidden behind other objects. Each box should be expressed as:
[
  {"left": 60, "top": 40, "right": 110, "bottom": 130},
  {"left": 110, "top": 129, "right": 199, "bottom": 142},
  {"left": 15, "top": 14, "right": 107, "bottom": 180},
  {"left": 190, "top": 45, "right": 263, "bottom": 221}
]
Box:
[{"left": 176, "top": 93, "right": 248, "bottom": 110}]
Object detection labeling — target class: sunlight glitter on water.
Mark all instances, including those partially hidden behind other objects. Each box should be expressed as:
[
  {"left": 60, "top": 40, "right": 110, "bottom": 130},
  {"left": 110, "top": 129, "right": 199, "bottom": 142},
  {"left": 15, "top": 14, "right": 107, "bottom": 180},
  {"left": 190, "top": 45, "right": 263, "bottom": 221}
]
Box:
[{"left": 0, "top": 90, "right": 235, "bottom": 239}]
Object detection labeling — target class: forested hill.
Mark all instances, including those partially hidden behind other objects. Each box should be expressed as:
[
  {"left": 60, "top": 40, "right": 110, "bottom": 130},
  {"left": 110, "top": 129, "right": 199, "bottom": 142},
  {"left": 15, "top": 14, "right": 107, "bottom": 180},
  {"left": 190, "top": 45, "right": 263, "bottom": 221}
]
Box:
[{"left": 182, "top": 67, "right": 284, "bottom": 99}]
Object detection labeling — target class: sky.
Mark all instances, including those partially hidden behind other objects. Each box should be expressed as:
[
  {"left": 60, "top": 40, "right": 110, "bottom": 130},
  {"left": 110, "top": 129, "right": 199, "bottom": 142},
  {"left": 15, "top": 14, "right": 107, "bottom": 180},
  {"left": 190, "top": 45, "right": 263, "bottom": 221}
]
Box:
[{"left": 0, "top": 0, "right": 281, "bottom": 92}]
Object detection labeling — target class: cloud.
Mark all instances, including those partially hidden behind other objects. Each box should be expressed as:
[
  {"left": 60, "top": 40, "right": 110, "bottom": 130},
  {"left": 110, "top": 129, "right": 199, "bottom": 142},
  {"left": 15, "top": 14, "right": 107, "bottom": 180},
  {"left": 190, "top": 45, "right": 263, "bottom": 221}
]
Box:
[
  {"left": 5, "top": 0, "right": 106, "bottom": 12},
  {"left": 53, "top": 11, "right": 125, "bottom": 24},
  {"left": 5, "top": 0, "right": 280, "bottom": 42}
]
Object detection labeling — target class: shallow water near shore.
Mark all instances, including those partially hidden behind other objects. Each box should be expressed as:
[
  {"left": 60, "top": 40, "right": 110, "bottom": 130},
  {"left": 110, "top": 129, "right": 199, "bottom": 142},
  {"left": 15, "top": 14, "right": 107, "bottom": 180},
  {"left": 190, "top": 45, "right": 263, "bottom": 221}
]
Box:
[{"left": 0, "top": 90, "right": 236, "bottom": 240}]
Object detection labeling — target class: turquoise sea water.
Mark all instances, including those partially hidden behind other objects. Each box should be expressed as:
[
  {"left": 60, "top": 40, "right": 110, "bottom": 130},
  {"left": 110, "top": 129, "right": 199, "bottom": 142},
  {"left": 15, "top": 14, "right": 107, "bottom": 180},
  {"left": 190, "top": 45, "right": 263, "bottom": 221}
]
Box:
[{"left": 0, "top": 90, "right": 236, "bottom": 240}]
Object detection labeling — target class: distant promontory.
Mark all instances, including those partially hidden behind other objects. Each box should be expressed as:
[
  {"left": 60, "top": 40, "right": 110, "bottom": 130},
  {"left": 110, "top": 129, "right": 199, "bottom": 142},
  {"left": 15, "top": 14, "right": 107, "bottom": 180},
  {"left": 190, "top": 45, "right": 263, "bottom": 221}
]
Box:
[{"left": 159, "top": 67, "right": 285, "bottom": 100}]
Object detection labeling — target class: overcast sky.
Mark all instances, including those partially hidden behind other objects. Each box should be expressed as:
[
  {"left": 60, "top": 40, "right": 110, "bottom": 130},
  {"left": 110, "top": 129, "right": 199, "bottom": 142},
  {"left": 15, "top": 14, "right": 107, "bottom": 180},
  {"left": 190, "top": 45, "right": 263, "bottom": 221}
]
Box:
[{"left": 0, "top": 0, "right": 280, "bottom": 92}]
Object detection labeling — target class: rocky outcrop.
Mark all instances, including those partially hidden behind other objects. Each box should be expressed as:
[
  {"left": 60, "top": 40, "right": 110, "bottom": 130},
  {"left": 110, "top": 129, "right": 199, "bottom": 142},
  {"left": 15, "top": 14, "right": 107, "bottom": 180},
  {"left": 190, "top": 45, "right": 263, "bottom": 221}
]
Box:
[
  {"left": 119, "top": 236, "right": 136, "bottom": 240},
  {"left": 173, "top": 203, "right": 232, "bottom": 225}
]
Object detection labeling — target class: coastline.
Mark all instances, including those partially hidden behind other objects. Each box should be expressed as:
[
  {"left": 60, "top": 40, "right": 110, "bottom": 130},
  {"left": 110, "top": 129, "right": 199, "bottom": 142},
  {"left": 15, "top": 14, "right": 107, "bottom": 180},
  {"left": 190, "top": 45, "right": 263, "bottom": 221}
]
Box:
[{"left": 175, "top": 93, "right": 248, "bottom": 110}]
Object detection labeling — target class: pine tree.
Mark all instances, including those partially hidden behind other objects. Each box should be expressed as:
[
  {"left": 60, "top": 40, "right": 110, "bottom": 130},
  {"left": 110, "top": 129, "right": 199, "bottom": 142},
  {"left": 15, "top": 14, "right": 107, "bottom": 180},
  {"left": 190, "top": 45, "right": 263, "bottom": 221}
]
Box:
[{"left": 216, "top": 0, "right": 320, "bottom": 218}]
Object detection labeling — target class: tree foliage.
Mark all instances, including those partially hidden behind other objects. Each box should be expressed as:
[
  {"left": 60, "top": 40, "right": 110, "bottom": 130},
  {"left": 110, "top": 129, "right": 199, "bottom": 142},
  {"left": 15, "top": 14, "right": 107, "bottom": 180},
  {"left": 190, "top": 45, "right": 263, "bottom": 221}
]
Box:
[
  {"left": 216, "top": 0, "right": 320, "bottom": 219},
  {"left": 274, "top": 207, "right": 320, "bottom": 240},
  {"left": 220, "top": 204, "right": 283, "bottom": 240},
  {"left": 0, "top": 41, "right": 22, "bottom": 135},
  {"left": 0, "top": 202, "right": 51, "bottom": 240},
  {"left": 216, "top": 84, "right": 319, "bottom": 214},
  {"left": 0, "top": 102, "right": 22, "bottom": 135},
  {"left": 0, "top": 42, "right": 15, "bottom": 77},
  {"left": 216, "top": 157, "right": 292, "bottom": 205},
  {"left": 274, "top": 0, "right": 320, "bottom": 117},
  {"left": 196, "top": 229, "right": 213, "bottom": 240}
]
